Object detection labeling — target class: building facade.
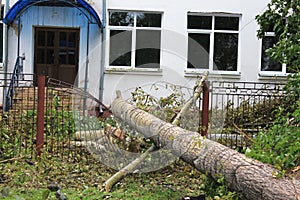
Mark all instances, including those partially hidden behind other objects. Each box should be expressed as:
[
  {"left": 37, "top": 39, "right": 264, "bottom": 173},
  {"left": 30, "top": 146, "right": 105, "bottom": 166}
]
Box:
[{"left": 1, "top": 0, "right": 287, "bottom": 104}]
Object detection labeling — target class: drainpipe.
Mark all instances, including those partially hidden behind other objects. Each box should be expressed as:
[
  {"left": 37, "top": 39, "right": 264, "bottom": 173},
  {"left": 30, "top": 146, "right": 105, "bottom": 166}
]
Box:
[
  {"left": 83, "top": 21, "right": 90, "bottom": 114},
  {"left": 99, "top": 0, "right": 106, "bottom": 104},
  {"left": 3, "top": 0, "right": 9, "bottom": 107},
  {"left": 17, "top": 16, "right": 20, "bottom": 63}
]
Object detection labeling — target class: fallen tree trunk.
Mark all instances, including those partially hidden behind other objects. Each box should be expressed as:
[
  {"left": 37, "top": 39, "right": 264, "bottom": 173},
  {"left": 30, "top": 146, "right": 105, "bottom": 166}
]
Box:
[
  {"left": 111, "top": 96, "right": 300, "bottom": 200},
  {"left": 104, "top": 74, "right": 208, "bottom": 191}
]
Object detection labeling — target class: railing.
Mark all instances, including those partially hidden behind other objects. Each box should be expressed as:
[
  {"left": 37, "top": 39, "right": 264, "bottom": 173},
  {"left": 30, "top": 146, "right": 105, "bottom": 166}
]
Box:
[
  {"left": 0, "top": 73, "right": 36, "bottom": 159},
  {"left": 0, "top": 76, "right": 287, "bottom": 160},
  {"left": 209, "top": 81, "right": 286, "bottom": 149},
  {"left": 0, "top": 74, "right": 107, "bottom": 160},
  {"left": 5, "top": 55, "right": 25, "bottom": 111}
]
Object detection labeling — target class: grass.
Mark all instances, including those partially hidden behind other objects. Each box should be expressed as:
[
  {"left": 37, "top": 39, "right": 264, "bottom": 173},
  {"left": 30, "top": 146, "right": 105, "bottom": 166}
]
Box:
[
  {"left": 1, "top": 186, "right": 185, "bottom": 200},
  {"left": 0, "top": 150, "right": 206, "bottom": 200}
]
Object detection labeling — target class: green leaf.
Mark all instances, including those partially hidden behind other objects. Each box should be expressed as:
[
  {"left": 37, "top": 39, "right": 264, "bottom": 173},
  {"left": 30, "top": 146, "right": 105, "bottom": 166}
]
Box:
[{"left": 42, "top": 190, "right": 50, "bottom": 200}]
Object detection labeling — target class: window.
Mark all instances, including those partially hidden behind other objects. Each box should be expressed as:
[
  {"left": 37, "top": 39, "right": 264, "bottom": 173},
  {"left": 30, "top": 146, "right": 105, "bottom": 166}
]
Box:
[
  {"left": 0, "top": 5, "right": 4, "bottom": 65},
  {"left": 187, "top": 14, "right": 240, "bottom": 72},
  {"left": 260, "top": 32, "right": 291, "bottom": 74},
  {"left": 108, "top": 11, "right": 162, "bottom": 69}
]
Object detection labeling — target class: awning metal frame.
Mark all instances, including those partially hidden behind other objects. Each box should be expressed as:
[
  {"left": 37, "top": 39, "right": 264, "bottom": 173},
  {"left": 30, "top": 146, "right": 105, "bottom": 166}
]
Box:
[
  {"left": 3, "top": 0, "right": 102, "bottom": 28},
  {"left": 3, "top": 0, "right": 103, "bottom": 106}
]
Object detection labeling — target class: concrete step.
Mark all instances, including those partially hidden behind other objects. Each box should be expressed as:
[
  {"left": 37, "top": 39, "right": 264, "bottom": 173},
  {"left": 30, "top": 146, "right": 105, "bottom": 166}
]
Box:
[{"left": 7, "top": 87, "right": 98, "bottom": 116}]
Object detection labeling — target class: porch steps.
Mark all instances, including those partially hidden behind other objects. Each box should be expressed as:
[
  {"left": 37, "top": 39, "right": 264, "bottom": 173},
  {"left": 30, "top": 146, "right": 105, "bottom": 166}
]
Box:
[{"left": 10, "top": 87, "right": 92, "bottom": 113}]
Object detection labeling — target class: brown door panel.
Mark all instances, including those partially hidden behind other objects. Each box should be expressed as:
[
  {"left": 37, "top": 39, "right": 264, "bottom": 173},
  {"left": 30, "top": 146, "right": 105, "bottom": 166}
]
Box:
[
  {"left": 58, "top": 65, "right": 78, "bottom": 85},
  {"left": 34, "top": 27, "right": 79, "bottom": 86}
]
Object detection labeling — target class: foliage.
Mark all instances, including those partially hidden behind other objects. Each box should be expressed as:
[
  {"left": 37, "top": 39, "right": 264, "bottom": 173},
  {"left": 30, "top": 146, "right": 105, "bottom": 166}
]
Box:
[
  {"left": 130, "top": 83, "right": 200, "bottom": 132},
  {"left": 246, "top": 73, "right": 300, "bottom": 172},
  {"left": 282, "top": 72, "right": 300, "bottom": 113},
  {"left": 45, "top": 95, "right": 75, "bottom": 142},
  {"left": 0, "top": 94, "right": 78, "bottom": 160},
  {"left": 0, "top": 110, "right": 36, "bottom": 159},
  {"left": 256, "top": 0, "right": 300, "bottom": 72},
  {"left": 199, "top": 174, "right": 239, "bottom": 200},
  {"left": 0, "top": 115, "right": 21, "bottom": 159},
  {"left": 224, "top": 96, "right": 283, "bottom": 129},
  {"left": 247, "top": 0, "right": 300, "bottom": 172},
  {"left": 131, "top": 86, "right": 183, "bottom": 123}
]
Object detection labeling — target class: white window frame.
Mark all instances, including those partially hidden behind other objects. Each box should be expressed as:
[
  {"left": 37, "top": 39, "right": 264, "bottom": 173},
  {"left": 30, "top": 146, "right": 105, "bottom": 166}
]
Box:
[
  {"left": 259, "top": 32, "right": 288, "bottom": 77},
  {"left": 186, "top": 13, "right": 242, "bottom": 76},
  {"left": 107, "top": 10, "right": 162, "bottom": 71}
]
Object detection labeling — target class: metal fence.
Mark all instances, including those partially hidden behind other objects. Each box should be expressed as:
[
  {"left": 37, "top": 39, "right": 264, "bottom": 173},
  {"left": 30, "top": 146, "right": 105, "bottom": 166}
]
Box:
[
  {"left": 208, "top": 81, "right": 285, "bottom": 149},
  {"left": 0, "top": 73, "right": 37, "bottom": 158},
  {"left": 0, "top": 74, "right": 287, "bottom": 160},
  {"left": 0, "top": 74, "right": 109, "bottom": 160}
]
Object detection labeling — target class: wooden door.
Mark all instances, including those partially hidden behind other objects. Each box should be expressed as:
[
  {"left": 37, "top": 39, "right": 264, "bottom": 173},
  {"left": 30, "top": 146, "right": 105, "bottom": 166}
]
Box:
[{"left": 34, "top": 27, "right": 79, "bottom": 85}]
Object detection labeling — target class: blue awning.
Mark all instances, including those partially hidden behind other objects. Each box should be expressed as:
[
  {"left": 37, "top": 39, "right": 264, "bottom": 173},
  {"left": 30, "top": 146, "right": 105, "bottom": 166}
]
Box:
[{"left": 3, "top": 0, "right": 102, "bottom": 28}]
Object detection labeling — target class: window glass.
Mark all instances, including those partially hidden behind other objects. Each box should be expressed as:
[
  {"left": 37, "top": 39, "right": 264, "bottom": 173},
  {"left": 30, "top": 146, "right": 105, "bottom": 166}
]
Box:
[
  {"left": 46, "top": 49, "right": 54, "bottom": 64},
  {"left": 266, "top": 22, "right": 275, "bottom": 32},
  {"left": 59, "top": 50, "right": 66, "bottom": 64},
  {"left": 109, "top": 11, "right": 162, "bottom": 68},
  {"left": 215, "top": 16, "right": 239, "bottom": 31},
  {"left": 137, "top": 13, "right": 162, "bottom": 27},
  {"left": 213, "top": 33, "right": 238, "bottom": 71},
  {"left": 135, "top": 30, "right": 161, "bottom": 68},
  {"left": 109, "top": 30, "right": 132, "bottom": 66},
  {"left": 261, "top": 36, "right": 282, "bottom": 71},
  {"left": 188, "top": 15, "right": 212, "bottom": 29},
  {"left": 37, "top": 31, "right": 45, "bottom": 46},
  {"left": 109, "top": 11, "right": 134, "bottom": 26},
  {"left": 37, "top": 48, "right": 45, "bottom": 64},
  {"left": 69, "top": 50, "right": 75, "bottom": 65},
  {"left": 188, "top": 33, "right": 210, "bottom": 69},
  {"left": 187, "top": 14, "right": 240, "bottom": 72},
  {"left": 59, "top": 32, "right": 67, "bottom": 47},
  {"left": 47, "top": 31, "right": 55, "bottom": 47},
  {"left": 68, "top": 32, "right": 76, "bottom": 47}
]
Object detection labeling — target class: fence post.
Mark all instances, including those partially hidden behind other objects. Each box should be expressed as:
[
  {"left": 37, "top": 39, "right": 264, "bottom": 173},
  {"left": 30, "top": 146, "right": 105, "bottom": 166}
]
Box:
[
  {"left": 36, "top": 75, "right": 45, "bottom": 156},
  {"left": 201, "top": 81, "right": 209, "bottom": 137}
]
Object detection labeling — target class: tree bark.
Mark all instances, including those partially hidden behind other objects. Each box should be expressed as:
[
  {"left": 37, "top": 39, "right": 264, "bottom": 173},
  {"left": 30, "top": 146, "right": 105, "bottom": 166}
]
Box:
[
  {"left": 104, "top": 75, "right": 208, "bottom": 192},
  {"left": 110, "top": 96, "right": 300, "bottom": 200}
]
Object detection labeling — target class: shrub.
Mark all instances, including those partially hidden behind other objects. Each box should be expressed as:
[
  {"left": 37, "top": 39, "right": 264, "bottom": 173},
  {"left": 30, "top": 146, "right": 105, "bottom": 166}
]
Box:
[{"left": 246, "top": 73, "right": 300, "bottom": 172}]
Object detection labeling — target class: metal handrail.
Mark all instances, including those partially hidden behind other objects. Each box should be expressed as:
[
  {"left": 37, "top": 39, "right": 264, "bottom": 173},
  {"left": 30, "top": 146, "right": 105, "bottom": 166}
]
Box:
[{"left": 5, "top": 55, "right": 25, "bottom": 111}]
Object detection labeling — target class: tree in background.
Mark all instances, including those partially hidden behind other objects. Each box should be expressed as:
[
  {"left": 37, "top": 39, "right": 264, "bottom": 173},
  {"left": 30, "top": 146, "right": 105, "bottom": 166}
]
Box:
[
  {"left": 256, "top": 0, "right": 300, "bottom": 72},
  {"left": 246, "top": 0, "right": 300, "bottom": 173},
  {"left": 256, "top": 0, "right": 299, "bottom": 72}
]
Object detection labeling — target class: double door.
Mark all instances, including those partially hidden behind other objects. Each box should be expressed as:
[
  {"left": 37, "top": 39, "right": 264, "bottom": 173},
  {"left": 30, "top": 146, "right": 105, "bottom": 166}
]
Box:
[{"left": 34, "top": 27, "right": 79, "bottom": 85}]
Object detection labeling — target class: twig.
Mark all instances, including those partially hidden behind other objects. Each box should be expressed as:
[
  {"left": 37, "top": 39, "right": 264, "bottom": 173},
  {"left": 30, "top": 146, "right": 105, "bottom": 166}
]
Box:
[
  {"left": 233, "top": 123, "right": 256, "bottom": 143},
  {"left": 172, "top": 72, "right": 208, "bottom": 126},
  {"left": 104, "top": 145, "right": 156, "bottom": 192},
  {"left": 0, "top": 155, "right": 24, "bottom": 164}
]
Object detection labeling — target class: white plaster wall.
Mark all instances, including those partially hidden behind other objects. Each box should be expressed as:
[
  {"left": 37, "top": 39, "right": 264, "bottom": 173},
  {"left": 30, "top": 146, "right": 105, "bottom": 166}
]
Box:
[
  {"left": 102, "top": 0, "right": 275, "bottom": 104},
  {"left": 4, "top": 0, "right": 285, "bottom": 105}
]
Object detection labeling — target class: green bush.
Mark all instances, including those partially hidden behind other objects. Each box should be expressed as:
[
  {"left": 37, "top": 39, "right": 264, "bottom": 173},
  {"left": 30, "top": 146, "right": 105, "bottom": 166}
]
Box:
[{"left": 246, "top": 73, "right": 300, "bottom": 172}]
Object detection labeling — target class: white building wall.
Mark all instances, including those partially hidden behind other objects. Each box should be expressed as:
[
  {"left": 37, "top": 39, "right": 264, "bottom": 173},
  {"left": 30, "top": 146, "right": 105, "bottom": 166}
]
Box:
[
  {"left": 100, "top": 0, "right": 280, "bottom": 104},
  {"left": 2, "top": 0, "right": 287, "bottom": 105}
]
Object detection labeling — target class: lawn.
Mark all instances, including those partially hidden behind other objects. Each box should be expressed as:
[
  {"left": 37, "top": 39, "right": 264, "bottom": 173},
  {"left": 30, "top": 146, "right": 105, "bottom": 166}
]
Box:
[{"left": 0, "top": 151, "right": 208, "bottom": 200}]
